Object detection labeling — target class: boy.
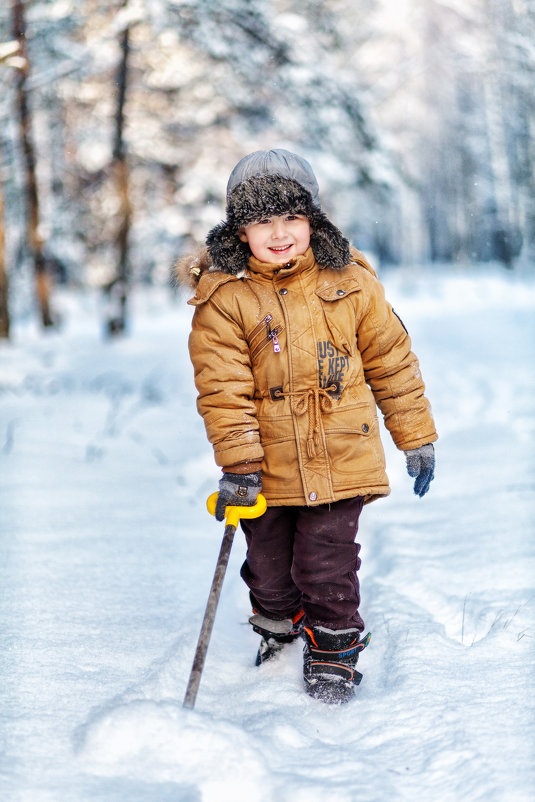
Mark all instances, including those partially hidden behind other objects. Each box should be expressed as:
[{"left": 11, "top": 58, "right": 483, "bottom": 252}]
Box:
[{"left": 178, "top": 149, "right": 437, "bottom": 703}]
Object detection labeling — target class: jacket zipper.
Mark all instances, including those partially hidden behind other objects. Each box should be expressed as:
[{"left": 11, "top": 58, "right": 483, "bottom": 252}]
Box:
[
  {"left": 267, "top": 319, "right": 281, "bottom": 353},
  {"left": 249, "top": 314, "right": 282, "bottom": 358}
]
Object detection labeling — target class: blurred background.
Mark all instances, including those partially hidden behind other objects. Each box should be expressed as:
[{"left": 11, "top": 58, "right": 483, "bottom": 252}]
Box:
[{"left": 0, "top": 0, "right": 534, "bottom": 336}]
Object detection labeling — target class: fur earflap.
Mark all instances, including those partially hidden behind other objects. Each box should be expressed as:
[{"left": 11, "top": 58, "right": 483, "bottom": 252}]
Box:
[
  {"left": 205, "top": 225, "right": 253, "bottom": 276},
  {"left": 309, "top": 209, "right": 351, "bottom": 269},
  {"left": 206, "top": 174, "right": 350, "bottom": 274}
]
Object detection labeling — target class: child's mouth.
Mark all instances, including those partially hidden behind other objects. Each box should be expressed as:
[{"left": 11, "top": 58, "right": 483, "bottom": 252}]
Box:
[{"left": 269, "top": 245, "right": 292, "bottom": 253}]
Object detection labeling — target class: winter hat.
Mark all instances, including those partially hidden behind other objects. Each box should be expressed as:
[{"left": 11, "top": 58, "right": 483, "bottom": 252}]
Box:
[
  {"left": 206, "top": 149, "right": 350, "bottom": 274},
  {"left": 227, "top": 149, "right": 321, "bottom": 206}
]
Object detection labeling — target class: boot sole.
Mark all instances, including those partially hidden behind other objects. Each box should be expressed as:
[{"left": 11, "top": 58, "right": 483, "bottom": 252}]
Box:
[{"left": 304, "top": 677, "right": 356, "bottom": 704}]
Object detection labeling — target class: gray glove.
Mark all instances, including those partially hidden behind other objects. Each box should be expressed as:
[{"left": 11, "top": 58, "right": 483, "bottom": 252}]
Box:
[
  {"left": 215, "top": 471, "right": 262, "bottom": 522},
  {"left": 404, "top": 444, "right": 435, "bottom": 498}
]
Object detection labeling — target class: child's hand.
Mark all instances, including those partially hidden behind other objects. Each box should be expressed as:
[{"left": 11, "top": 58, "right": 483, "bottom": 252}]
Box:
[
  {"left": 404, "top": 444, "right": 435, "bottom": 498},
  {"left": 215, "top": 471, "right": 263, "bottom": 521}
]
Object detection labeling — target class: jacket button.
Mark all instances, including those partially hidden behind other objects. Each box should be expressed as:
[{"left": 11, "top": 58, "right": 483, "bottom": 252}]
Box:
[
  {"left": 309, "top": 491, "right": 317, "bottom": 501},
  {"left": 336, "top": 289, "right": 345, "bottom": 296},
  {"left": 362, "top": 423, "right": 369, "bottom": 433},
  {"left": 279, "top": 288, "right": 288, "bottom": 295}
]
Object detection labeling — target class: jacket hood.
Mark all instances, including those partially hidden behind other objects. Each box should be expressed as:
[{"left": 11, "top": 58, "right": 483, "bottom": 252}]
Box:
[{"left": 174, "top": 246, "right": 215, "bottom": 290}]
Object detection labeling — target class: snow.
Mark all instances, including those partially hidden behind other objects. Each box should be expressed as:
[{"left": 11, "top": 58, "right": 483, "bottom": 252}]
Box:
[{"left": 1, "top": 266, "right": 534, "bottom": 801}]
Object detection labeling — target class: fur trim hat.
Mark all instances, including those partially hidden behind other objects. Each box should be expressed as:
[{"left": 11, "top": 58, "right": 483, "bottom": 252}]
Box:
[{"left": 206, "top": 149, "right": 350, "bottom": 274}]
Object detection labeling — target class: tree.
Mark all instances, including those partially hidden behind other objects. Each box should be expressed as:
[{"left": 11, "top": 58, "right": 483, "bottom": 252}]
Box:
[
  {"left": 0, "top": 166, "right": 8, "bottom": 338},
  {"left": 105, "top": 16, "right": 132, "bottom": 335},
  {"left": 0, "top": 40, "right": 22, "bottom": 339},
  {"left": 11, "top": 0, "right": 54, "bottom": 326}
]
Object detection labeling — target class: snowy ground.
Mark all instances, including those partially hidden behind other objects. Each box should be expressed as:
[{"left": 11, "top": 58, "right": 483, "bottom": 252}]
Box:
[{"left": 1, "top": 265, "right": 534, "bottom": 802}]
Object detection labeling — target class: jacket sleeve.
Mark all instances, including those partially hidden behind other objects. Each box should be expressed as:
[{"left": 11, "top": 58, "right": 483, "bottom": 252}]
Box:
[
  {"left": 356, "top": 272, "right": 438, "bottom": 450},
  {"left": 189, "top": 296, "right": 264, "bottom": 469}
]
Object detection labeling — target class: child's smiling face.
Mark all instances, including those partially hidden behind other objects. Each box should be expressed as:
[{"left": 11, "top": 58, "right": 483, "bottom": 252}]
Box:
[{"left": 239, "top": 214, "right": 311, "bottom": 264}]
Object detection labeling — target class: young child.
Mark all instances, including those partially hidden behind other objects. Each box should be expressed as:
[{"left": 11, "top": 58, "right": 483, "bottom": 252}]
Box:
[{"left": 177, "top": 149, "right": 437, "bottom": 704}]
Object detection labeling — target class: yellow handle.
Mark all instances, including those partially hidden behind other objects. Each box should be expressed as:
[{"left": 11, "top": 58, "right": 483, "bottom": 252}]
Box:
[{"left": 207, "top": 492, "right": 267, "bottom": 529}]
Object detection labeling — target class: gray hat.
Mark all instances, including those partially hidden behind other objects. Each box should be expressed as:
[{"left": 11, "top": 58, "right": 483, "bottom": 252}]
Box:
[
  {"left": 226, "top": 149, "right": 321, "bottom": 207},
  {"left": 206, "top": 149, "right": 350, "bottom": 274}
]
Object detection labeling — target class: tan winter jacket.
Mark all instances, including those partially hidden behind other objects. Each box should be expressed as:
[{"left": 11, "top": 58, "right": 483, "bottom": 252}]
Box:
[{"left": 184, "top": 247, "right": 437, "bottom": 506}]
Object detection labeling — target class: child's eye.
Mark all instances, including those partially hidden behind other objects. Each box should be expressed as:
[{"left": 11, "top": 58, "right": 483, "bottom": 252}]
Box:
[{"left": 286, "top": 214, "right": 306, "bottom": 222}]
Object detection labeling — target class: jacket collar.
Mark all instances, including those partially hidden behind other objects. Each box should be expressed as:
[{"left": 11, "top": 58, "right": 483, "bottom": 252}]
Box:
[{"left": 246, "top": 247, "right": 317, "bottom": 281}]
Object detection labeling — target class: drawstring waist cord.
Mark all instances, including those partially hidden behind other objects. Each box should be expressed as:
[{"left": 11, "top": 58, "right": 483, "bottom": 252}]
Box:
[{"left": 261, "top": 386, "right": 337, "bottom": 458}]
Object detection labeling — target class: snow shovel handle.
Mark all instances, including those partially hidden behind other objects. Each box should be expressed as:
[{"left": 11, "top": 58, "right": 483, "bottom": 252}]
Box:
[
  {"left": 182, "top": 492, "right": 267, "bottom": 710},
  {"left": 205, "top": 492, "right": 267, "bottom": 529}
]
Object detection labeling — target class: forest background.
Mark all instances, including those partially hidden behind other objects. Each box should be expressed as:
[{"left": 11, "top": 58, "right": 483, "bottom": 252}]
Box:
[{"left": 0, "top": 0, "right": 534, "bottom": 336}]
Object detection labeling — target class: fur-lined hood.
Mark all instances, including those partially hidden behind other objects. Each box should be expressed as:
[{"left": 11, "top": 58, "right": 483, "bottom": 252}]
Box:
[{"left": 174, "top": 246, "right": 215, "bottom": 290}]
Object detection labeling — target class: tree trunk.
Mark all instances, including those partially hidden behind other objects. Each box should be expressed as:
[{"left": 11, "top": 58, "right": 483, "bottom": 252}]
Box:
[
  {"left": 106, "top": 24, "right": 131, "bottom": 337},
  {"left": 12, "top": 0, "right": 53, "bottom": 327},
  {"left": 483, "top": 0, "right": 520, "bottom": 267},
  {"left": 0, "top": 175, "right": 10, "bottom": 339}
]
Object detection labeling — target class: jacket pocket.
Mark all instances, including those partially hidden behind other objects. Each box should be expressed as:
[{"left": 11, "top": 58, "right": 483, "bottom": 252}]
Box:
[
  {"left": 257, "top": 415, "right": 299, "bottom": 492},
  {"left": 324, "top": 403, "right": 382, "bottom": 477},
  {"left": 257, "top": 414, "right": 294, "bottom": 445},
  {"left": 315, "top": 285, "right": 360, "bottom": 358},
  {"left": 315, "top": 281, "right": 361, "bottom": 304}
]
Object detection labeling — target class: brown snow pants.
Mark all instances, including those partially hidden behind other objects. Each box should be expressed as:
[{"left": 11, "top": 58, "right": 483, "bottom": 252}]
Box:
[{"left": 240, "top": 496, "right": 365, "bottom": 631}]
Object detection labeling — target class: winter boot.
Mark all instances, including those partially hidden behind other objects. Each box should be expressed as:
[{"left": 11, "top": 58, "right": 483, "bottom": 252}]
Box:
[
  {"left": 250, "top": 611, "right": 304, "bottom": 666},
  {"left": 303, "top": 626, "right": 371, "bottom": 704}
]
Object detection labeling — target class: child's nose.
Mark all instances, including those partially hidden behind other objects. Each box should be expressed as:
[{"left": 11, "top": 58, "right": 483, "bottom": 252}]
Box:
[{"left": 272, "top": 219, "right": 288, "bottom": 238}]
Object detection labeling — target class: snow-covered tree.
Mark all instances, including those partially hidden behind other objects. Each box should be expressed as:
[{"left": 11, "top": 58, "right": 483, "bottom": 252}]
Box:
[{"left": 1, "top": 0, "right": 533, "bottom": 334}]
